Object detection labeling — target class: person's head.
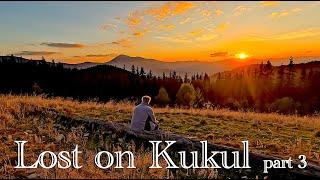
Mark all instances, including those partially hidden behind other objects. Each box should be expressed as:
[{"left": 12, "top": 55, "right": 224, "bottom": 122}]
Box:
[{"left": 141, "top": 95, "right": 151, "bottom": 104}]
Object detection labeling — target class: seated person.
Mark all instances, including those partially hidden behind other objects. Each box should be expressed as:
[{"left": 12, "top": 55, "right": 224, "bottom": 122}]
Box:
[{"left": 130, "top": 95, "right": 158, "bottom": 132}]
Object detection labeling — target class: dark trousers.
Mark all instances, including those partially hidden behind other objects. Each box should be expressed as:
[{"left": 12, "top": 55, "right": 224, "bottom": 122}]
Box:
[{"left": 144, "top": 116, "right": 158, "bottom": 131}]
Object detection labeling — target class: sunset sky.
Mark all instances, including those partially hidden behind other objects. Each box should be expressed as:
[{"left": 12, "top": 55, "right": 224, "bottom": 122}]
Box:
[{"left": 0, "top": 1, "right": 320, "bottom": 63}]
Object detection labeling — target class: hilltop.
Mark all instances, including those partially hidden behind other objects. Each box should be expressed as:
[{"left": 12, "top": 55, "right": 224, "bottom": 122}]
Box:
[
  {"left": 0, "top": 55, "right": 261, "bottom": 76},
  {"left": 1, "top": 95, "right": 319, "bottom": 178},
  {"left": 105, "top": 54, "right": 260, "bottom": 76},
  {"left": 212, "top": 61, "right": 320, "bottom": 80}
]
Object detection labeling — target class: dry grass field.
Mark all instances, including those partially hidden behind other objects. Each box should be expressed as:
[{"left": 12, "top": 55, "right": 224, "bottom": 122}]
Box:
[{"left": 0, "top": 94, "right": 320, "bottom": 178}]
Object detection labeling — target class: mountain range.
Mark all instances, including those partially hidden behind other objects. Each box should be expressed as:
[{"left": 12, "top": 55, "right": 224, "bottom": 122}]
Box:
[
  {"left": 62, "top": 54, "right": 263, "bottom": 76},
  {"left": 1, "top": 54, "right": 310, "bottom": 76}
]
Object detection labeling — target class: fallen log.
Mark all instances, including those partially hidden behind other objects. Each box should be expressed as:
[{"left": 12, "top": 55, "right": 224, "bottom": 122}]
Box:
[{"left": 56, "top": 115, "right": 320, "bottom": 179}]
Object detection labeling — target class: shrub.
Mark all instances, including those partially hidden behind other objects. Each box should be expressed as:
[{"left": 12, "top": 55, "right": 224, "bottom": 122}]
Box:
[
  {"left": 155, "top": 86, "right": 170, "bottom": 106},
  {"left": 176, "top": 83, "right": 196, "bottom": 107},
  {"left": 194, "top": 88, "right": 205, "bottom": 108},
  {"left": 271, "top": 97, "right": 296, "bottom": 114},
  {"left": 224, "top": 98, "right": 241, "bottom": 110},
  {"left": 32, "top": 82, "right": 43, "bottom": 95}
]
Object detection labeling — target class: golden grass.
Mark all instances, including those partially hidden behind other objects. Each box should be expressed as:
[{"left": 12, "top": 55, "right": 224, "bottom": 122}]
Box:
[
  {"left": 0, "top": 94, "right": 217, "bottom": 178},
  {"left": 0, "top": 94, "right": 319, "bottom": 178}
]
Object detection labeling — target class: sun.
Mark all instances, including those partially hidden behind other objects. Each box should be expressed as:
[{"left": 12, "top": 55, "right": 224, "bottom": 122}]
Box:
[{"left": 236, "top": 53, "right": 249, "bottom": 60}]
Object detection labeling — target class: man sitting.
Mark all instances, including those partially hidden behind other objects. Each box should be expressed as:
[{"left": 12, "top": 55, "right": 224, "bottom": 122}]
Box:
[{"left": 130, "top": 95, "right": 158, "bottom": 132}]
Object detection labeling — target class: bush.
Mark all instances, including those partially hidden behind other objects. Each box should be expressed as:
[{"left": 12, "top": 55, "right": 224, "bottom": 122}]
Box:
[
  {"left": 155, "top": 87, "right": 171, "bottom": 106},
  {"left": 271, "top": 97, "right": 297, "bottom": 114},
  {"left": 224, "top": 98, "right": 241, "bottom": 110},
  {"left": 176, "top": 83, "right": 196, "bottom": 107},
  {"left": 32, "top": 82, "right": 43, "bottom": 95},
  {"left": 194, "top": 88, "right": 205, "bottom": 108}
]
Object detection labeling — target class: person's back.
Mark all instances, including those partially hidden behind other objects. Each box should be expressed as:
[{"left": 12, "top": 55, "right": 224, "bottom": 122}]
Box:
[{"left": 130, "top": 96, "right": 158, "bottom": 132}]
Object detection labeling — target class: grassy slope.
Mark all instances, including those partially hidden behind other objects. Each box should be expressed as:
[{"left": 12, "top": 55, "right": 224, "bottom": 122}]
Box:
[{"left": 1, "top": 95, "right": 320, "bottom": 178}]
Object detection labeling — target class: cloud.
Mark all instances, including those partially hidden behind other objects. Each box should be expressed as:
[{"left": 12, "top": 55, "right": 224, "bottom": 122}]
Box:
[
  {"left": 200, "top": 9, "right": 211, "bottom": 17},
  {"left": 159, "top": 24, "right": 176, "bottom": 30},
  {"left": 41, "top": 42, "right": 85, "bottom": 48},
  {"left": 216, "top": 22, "right": 230, "bottom": 31},
  {"left": 245, "top": 28, "right": 320, "bottom": 41},
  {"left": 154, "top": 36, "right": 191, "bottom": 43},
  {"left": 260, "top": 1, "right": 279, "bottom": 7},
  {"left": 86, "top": 54, "right": 115, "bottom": 57},
  {"left": 210, "top": 51, "right": 228, "bottom": 57},
  {"left": 215, "top": 9, "right": 224, "bottom": 16},
  {"left": 15, "top": 51, "right": 60, "bottom": 56},
  {"left": 73, "top": 54, "right": 116, "bottom": 58},
  {"left": 196, "top": 34, "right": 217, "bottom": 41},
  {"left": 269, "top": 11, "right": 289, "bottom": 18},
  {"left": 291, "top": 8, "right": 302, "bottom": 13},
  {"left": 110, "top": 38, "right": 132, "bottom": 47},
  {"left": 272, "top": 28, "right": 320, "bottom": 40},
  {"left": 189, "top": 29, "right": 204, "bottom": 36},
  {"left": 244, "top": 36, "right": 267, "bottom": 42},
  {"left": 100, "top": 23, "right": 117, "bottom": 31},
  {"left": 133, "top": 31, "right": 145, "bottom": 37},
  {"left": 233, "top": 5, "right": 250, "bottom": 16},
  {"left": 126, "top": 11, "right": 143, "bottom": 26},
  {"left": 144, "top": 2, "right": 195, "bottom": 21},
  {"left": 269, "top": 8, "right": 303, "bottom": 18},
  {"left": 173, "top": 2, "right": 195, "bottom": 14},
  {"left": 132, "top": 28, "right": 150, "bottom": 37},
  {"left": 121, "top": 2, "right": 195, "bottom": 41},
  {"left": 179, "top": 17, "right": 191, "bottom": 24}
]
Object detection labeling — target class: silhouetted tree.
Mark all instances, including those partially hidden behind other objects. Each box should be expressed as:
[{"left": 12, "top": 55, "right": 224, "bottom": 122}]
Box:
[
  {"left": 289, "top": 56, "right": 294, "bottom": 68},
  {"left": 148, "top": 70, "right": 152, "bottom": 78},
  {"left": 266, "top": 60, "right": 272, "bottom": 69},
  {"left": 184, "top": 73, "right": 188, "bottom": 83},
  {"left": 194, "top": 88, "right": 204, "bottom": 108},
  {"left": 288, "top": 56, "right": 295, "bottom": 81},
  {"left": 172, "top": 71, "right": 177, "bottom": 79},
  {"left": 155, "top": 86, "right": 170, "bottom": 106},
  {"left": 140, "top": 67, "right": 145, "bottom": 76},
  {"left": 176, "top": 83, "right": 196, "bottom": 107}
]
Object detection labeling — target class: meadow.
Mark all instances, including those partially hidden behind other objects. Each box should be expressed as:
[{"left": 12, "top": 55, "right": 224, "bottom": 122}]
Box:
[{"left": 1, "top": 94, "right": 320, "bottom": 178}]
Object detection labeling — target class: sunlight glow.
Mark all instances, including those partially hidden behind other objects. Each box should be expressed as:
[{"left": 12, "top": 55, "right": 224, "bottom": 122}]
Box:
[{"left": 236, "top": 53, "right": 249, "bottom": 60}]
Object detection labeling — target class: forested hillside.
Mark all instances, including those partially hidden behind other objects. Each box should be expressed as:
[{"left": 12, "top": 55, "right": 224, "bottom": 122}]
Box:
[
  {"left": 210, "top": 60, "right": 320, "bottom": 114},
  {"left": 1, "top": 56, "right": 320, "bottom": 114}
]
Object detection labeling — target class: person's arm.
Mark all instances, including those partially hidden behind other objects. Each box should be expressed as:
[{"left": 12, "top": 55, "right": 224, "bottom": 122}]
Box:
[{"left": 146, "top": 107, "right": 157, "bottom": 124}]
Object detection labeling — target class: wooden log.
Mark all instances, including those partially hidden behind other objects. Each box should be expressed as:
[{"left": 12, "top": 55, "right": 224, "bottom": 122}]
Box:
[{"left": 56, "top": 115, "right": 320, "bottom": 179}]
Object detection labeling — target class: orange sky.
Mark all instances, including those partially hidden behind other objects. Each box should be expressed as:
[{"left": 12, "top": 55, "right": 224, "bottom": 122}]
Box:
[{"left": 1, "top": 1, "right": 320, "bottom": 63}]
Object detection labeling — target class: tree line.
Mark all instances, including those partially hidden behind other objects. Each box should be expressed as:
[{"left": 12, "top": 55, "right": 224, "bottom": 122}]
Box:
[{"left": 1, "top": 55, "right": 320, "bottom": 114}]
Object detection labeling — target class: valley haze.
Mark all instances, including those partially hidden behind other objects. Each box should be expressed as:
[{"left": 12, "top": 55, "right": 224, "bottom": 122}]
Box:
[{"left": 3, "top": 54, "right": 317, "bottom": 76}]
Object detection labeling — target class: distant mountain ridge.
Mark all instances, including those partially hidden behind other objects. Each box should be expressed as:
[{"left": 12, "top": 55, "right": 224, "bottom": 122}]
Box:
[
  {"left": 0, "top": 55, "right": 101, "bottom": 70},
  {"left": 1, "top": 54, "right": 250, "bottom": 75},
  {"left": 63, "top": 61, "right": 101, "bottom": 70},
  {"left": 105, "top": 54, "right": 256, "bottom": 76},
  {"left": 211, "top": 60, "right": 320, "bottom": 81},
  {"left": 1, "top": 54, "right": 318, "bottom": 76}
]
